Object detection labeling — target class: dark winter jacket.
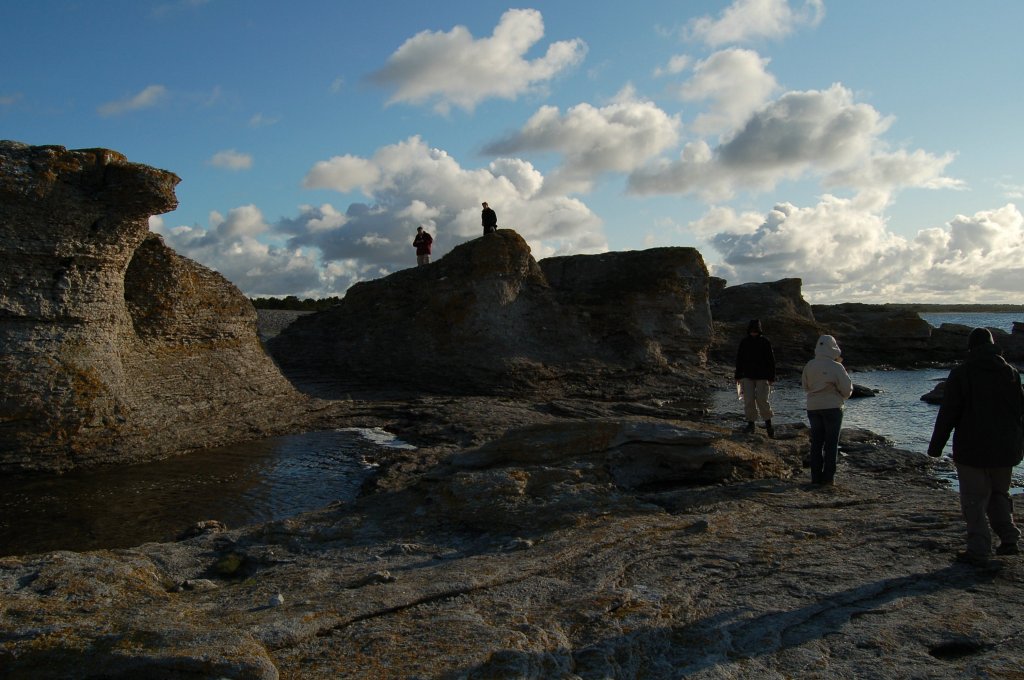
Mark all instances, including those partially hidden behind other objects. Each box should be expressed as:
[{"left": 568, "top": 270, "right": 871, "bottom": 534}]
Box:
[
  {"left": 413, "top": 231, "right": 433, "bottom": 255},
  {"left": 734, "top": 321, "right": 776, "bottom": 382},
  {"left": 481, "top": 207, "right": 497, "bottom": 232},
  {"left": 927, "top": 343, "right": 1024, "bottom": 467}
]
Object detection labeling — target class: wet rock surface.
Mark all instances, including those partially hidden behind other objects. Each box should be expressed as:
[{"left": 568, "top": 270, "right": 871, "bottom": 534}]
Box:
[{"left": 2, "top": 413, "right": 1021, "bottom": 679}]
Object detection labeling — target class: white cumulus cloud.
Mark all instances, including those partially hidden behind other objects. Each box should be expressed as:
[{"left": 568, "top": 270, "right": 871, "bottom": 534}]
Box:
[
  {"left": 629, "top": 84, "right": 958, "bottom": 201},
  {"left": 150, "top": 208, "right": 337, "bottom": 298},
  {"left": 675, "top": 48, "right": 779, "bottom": 136},
  {"left": 156, "top": 136, "right": 607, "bottom": 297},
  {"left": 686, "top": 0, "right": 825, "bottom": 47},
  {"left": 696, "top": 196, "right": 1024, "bottom": 303},
  {"left": 367, "top": 9, "right": 587, "bottom": 114},
  {"left": 483, "top": 87, "right": 681, "bottom": 194},
  {"left": 291, "top": 135, "right": 605, "bottom": 267}
]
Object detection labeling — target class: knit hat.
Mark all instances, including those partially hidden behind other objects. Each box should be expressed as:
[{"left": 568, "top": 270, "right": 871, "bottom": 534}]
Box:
[
  {"left": 747, "top": 319, "right": 763, "bottom": 334},
  {"left": 967, "top": 327, "right": 994, "bottom": 350}
]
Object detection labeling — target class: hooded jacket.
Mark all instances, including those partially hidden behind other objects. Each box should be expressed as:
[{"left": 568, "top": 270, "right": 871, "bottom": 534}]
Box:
[
  {"left": 734, "top": 320, "right": 776, "bottom": 381},
  {"left": 927, "top": 343, "right": 1024, "bottom": 467},
  {"left": 801, "top": 335, "right": 854, "bottom": 410}
]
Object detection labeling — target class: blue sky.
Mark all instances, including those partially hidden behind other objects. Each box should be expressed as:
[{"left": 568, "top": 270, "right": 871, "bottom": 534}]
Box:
[{"left": 3, "top": 0, "right": 1023, "bottom": 303}]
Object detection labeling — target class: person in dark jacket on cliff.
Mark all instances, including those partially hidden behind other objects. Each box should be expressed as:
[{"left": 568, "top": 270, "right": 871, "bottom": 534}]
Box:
[
  {"left": 928, "top": 327, "right": 1024, "bottom": 563},
  {"left": 735, "top": 319, "right": 776, "bottom": 437},
  {"left": 481, "top": 202, "right": 497, "bottom": 235},
  {"left": 413, "top": 226, "right": 433, "bottom": 266}
]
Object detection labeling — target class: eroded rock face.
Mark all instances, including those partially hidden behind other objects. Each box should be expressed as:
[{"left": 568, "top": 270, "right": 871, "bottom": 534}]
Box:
[
  {"left": 812, "top": 303, "right": 934, "bottom": 368},
  {"left": 710, "top": 278, "right": 821, "bottom": 372},
  {"left": 270, "top": 231, "right": 713, "bottom": 396},
  {"left": 0, "top": 141, "right": 310, "bottom": 472},
  {"left": 928, "top": 322, "right": 1024, "bottom": 364}
]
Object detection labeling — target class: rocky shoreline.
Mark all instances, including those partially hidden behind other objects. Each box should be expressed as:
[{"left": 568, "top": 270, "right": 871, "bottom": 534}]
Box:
[
  {"left": 2, "top": 142, "right": 1022, "bottom": 678},
  {"left": 2, "top": 403, "right": 1021, "bottom": 679}
]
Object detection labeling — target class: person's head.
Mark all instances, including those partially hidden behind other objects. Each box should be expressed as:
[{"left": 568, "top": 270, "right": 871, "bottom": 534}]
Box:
[
  {"left": 482, "top": 202, "right": 489, "bottom": 208},
  {"left": 417, "top": 226, "right": 424, "bottom": 233},
  {"left": 814, "top": 334, "right": 842, "bottom": 360},
  {"left": 967, "top": 327, "right": 994, "bottom": 351},
  {"left": 747, "top": 319, "right": 763, "bottom": 336}
]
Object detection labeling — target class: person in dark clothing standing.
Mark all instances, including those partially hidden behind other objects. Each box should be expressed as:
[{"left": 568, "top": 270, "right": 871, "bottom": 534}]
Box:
[
  {"left": 735, "top": 319, "right": 776, "bottom": 437},
  {"left": 481, "top": 202, "right": 497, "bottom": 235},
  {"left": 413, "top": 226, "right": 433, "bottom": 266},
  {"left": 928, "top": 327, "right": 1023, "bottom": 563}
]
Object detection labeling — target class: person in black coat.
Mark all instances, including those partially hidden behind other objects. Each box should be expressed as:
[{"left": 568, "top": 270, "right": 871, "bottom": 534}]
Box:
[
  {"left": 481, "top": 202, "right": 497, "bottom": 235},
  {"left": 734, "top": 319, "right": 776, "bottom": 437},
  {"left": 928, "top": 327, "right": 1024, "bottom": 562},
  {"left": 413, "top": 226, "right": 433, "bottom": 266}
]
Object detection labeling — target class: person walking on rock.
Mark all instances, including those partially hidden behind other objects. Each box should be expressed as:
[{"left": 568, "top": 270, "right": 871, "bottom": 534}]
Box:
[
  {"left": 481, "top": 202, "right": 497, "bottom": 235},
  {"left": 928, "top": 327, "right": 1023, "bottom": 563},
  {"left": 413, "top": 226, "right": 433, "bottom": 266},
  {"left": 801, "top": 334, "right": 853, "bottom": 486},
  {"left": 735, "top": 319, "right": 776, "bottom": 437}
]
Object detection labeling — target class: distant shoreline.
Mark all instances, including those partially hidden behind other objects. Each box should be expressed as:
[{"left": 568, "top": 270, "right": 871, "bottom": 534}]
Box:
[{"left": 886, "top": 303, "right": 1024, "bottom": 313}]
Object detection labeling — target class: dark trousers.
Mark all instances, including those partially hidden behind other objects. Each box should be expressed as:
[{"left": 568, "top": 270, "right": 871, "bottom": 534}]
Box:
[
  {"left": 808, "top": 408, "right": 843, "bottom": 483},
  {"left": 956, "top": 464, "right": 1020, "bottom": 555}
]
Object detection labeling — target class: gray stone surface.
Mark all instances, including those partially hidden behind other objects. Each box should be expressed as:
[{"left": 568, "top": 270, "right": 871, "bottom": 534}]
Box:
[{"left": 1, "top": 413, "right": 1020, "bottom": 679}]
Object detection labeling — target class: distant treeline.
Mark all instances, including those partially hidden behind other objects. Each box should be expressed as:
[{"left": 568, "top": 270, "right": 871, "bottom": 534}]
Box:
[
  {"left": 251, "top": 296, "right": 1022, "bottom": 313},
  {"left": 885, "top": 303, "right": 1024, "bottom": 313},
  {"left": 250, "top": 296, "right": 342, "bottom": 311}
]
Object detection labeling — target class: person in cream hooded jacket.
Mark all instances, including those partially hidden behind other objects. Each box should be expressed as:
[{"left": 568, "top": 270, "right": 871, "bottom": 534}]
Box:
[{"left": 801, "top": 335, "right": 854, "bottom": 485}]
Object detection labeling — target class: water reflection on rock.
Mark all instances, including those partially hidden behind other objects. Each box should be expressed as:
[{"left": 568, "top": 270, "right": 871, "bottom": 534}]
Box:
[{"left": 0, "top": 428, "right": 396, "bottom": 557}]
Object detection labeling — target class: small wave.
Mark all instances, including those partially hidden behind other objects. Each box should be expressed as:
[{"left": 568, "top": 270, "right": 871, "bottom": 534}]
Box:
[{"left": 342, "top": 426, "right": 417, "bottom": 450}]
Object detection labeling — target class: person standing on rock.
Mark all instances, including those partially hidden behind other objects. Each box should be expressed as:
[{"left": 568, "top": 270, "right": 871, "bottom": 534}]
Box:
[
  {"left": 413, "top": 226, "right": 433, "bottom": 266},
  {"left": 927, "top": 327, "right": 1023, "bottom": 563},
  {"left": 481, "top": 202, "right": 497, "bottom": 235},
  {"left": 735, "top": 319, "right": 776, "bottom": 437},
  {"left": 801, "top": 335, "right": 854, "bottom": 486}
]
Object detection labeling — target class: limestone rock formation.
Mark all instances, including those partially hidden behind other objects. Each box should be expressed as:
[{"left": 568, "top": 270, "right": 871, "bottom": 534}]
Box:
[
  {"left": 0, "top": 141, "right": 314, "bottom": 472},
  {"left": 812, "top": 303, "right": 934, "bottom": 368},
  {"left": 270, "top": 231, "right": 713, "bottom": 396},
  {"left": 927, "top": 322, "right": 1024, "bottom": 364},
  {"left": 709, "top": 278, "right": 821, "bottom": 373}
]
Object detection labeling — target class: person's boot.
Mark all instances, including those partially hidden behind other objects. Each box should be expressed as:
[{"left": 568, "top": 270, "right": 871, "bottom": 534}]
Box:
[
  {"left": 765, "top": 420, "right": 774, "bottom": 438},
  {"left": 744, "top": 421, "right": 755, "bottom": 434}
]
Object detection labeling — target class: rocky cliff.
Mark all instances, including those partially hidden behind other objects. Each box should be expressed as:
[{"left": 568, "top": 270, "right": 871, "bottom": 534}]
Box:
[
  {"left": 710, "top": 278, "right": 820, "bottom": 374},
  {"left": 0, "top": 141, "right": 320, "bottom": 472},
  {"left": 269, "top": 231, "right": 713, "bottom": 397}
]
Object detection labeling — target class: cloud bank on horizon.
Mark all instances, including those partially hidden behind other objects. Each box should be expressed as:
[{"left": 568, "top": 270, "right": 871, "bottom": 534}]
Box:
[{"left": 106, "top": 0, "right": 1019, "bottom": 303}]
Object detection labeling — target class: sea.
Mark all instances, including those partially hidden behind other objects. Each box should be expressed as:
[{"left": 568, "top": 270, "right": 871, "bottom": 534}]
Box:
[
  {"left": 0, "top": 312, "right": 1020, "bottom": 557},
  {"left": 711, "top": 311, "right": 1023, "bottom": 495}
]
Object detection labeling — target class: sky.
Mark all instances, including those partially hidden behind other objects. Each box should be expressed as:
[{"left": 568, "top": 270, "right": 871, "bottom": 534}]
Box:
[{"left": 3, "top": 0, "right": 1023, "bottom": 303}]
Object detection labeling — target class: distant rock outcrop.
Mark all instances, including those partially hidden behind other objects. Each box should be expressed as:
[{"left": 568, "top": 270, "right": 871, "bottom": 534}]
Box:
[
  {"left": 709, "top": 278, "right": 821, "bottom": 373},
  {"left": 812, "top": 303, "right": 935, "bottom": 368},
  {"left": 0, "top": 141, "right": 314, "bottom": 472},
  {"left": 270, "top": 231, "right": 713, "bottom": 396},
  {"left": 927, "top": 322, "right": 1024, "bottom": 364}
]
